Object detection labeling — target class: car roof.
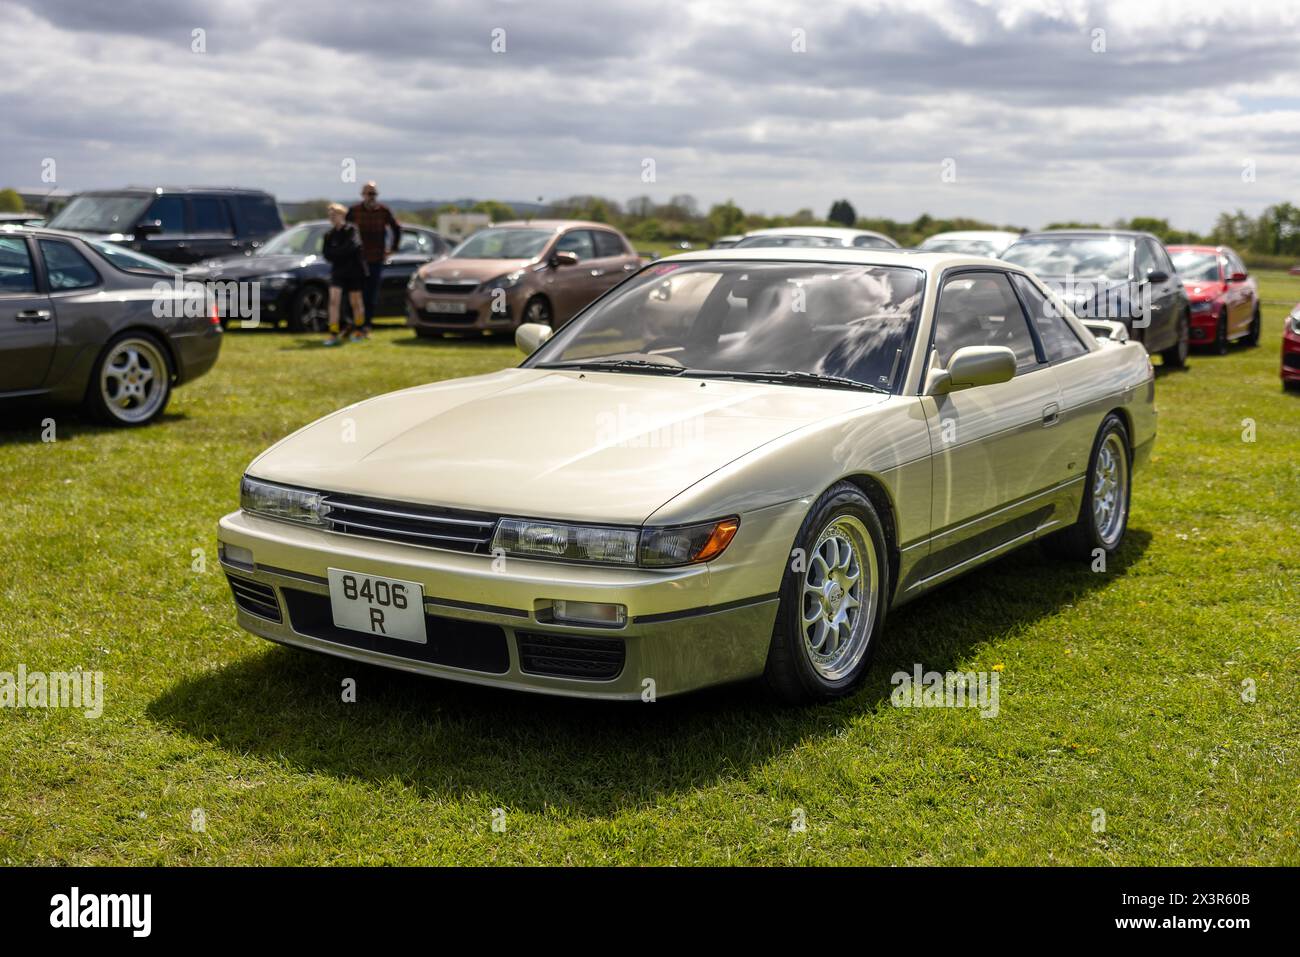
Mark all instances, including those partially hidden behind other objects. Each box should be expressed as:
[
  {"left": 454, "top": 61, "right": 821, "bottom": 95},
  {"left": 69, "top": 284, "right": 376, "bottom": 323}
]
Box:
[
  {"left": 1015, "top": 228, "right": 1156, "bottom": 242},
  {"left": 921, "top": 230, "right": 1021, "bottom": 242},
  {"left": 744, "top": 225, "right": 893, "bottom": 240},
  {"left": 655, "top": 246, "right": 1024, "bottom": 273},
  {"left": 0, "top": 223, "right": 106, "bottom": 241},
  {"left": 78, "top": 186, "right": 275, "bottom": 197},
  {"left": 1166, "top": 244, "right": 1223, "bottom": 254},
  {"left": 490, "top": 219, "right": 620, "bottom": 231}
]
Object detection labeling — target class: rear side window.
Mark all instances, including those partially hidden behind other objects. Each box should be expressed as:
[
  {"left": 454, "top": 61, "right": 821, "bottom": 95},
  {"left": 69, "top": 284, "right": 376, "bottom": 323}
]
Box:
[
  {"left": 1135, "top": 241, "right": 1158, "bottom": 279},
  {"left": 39, "top": 239, "right": 100, "bottom": 291},
  {"left": 192, "top": 197, "right": 233, "bottom": 235},
  {"left": 1011, "top": 273, "right": 1087, "bottom": 362},
  {"left": 592, "top": 230, "right": 626, "bottom": 258},
  {"left": 555, "top": 230, "right": 596, "bottom": 261},
  {"left": 233, "top": 195, "right": 284, "bottom": 236},
  {"left": 933, "top": 271, "right": 1040, "bottom": 373},
  {"left": 146, "top": 196, "right": 186, "bottom": 234},
  {"left": 0, "top": 236, "right": 36, "bottom": 293}
]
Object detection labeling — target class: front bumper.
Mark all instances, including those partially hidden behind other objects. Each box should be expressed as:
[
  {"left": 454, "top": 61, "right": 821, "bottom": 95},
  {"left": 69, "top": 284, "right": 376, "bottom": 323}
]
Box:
[
  {"left": 405, "top": 287, "right": 520, "bottom": 332},
  {"left": 1187, "top": 302, "right": 1221, "bottom": 341},
  {"left": 1282, "top": 331, "right": 1300, "bottom": 383},
  {"left": 217, "top": 510, "right": 780, "bottom": 700}
]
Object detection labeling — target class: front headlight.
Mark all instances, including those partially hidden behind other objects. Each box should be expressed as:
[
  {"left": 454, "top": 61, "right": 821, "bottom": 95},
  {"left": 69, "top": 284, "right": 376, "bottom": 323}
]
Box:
[
  {"left": 1289, "top": 312, "right": 1300, "bottom": 335},
  {"left": 240, "top": 476, "right": 327, "bottom": 526},
  {"left": 491, "top": 516, "right": 739, "bottom": 567},
  {"left": 1189, "top": 300, "right": 1215, "bottom": 314},
  {"left": 407, "top": 270, "right": 423, "bottom": 289},
  {"left": 481, "top": 270, "right": 525, "bottom": 292},
  {"left": 260, "top": 272, "right": 293, "bottom": 290}
]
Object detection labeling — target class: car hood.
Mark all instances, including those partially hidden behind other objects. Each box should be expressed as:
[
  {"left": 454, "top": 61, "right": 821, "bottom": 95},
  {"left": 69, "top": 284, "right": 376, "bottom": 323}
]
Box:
[
  {"left": 417, "top": 257, "right": 534, "bottom": 284},
  {"left": 1184, "top": 280, "right": 1226, "bottom": 301},
  {"left": 248, "top": 368, "right": 888, "bottom": 524},
  {"left": 190, "top": 253, "right": 319, "bottom": 278}
]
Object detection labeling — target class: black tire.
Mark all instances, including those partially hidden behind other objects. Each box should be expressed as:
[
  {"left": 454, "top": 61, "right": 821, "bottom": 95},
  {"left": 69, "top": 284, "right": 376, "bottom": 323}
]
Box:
[
  {"left": 1161, "top": 310, "right": 1190, "bottom": 368},
  {"left": 521, "top": 295, "right": 553, "bottom": 328},
  {"left": 1044, "top": 414, "right": 1132, "bottom": 561},
  {"left": 763, "top": 482, "right": 890, "bottom": 704},
  {"left": 1212, "top": 310, "right": 1229, "bottom": 355},
  {"left": 83, "top": 331, "right": 174, "bottom": 427},
  {"left": 1244, "top": 306, "right": 1261, "bottom": 347},
  {"left": 288, "top": 283, "right": 329, "bottom": 333}
]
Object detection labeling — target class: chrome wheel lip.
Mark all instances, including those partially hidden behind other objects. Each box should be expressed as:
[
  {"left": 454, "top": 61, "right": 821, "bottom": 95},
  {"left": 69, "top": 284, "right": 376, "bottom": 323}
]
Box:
[
  {"left": 800, "top": 514, "right": 878, "bottom": 682},
  {"left": 100, "top": 338, "right": 168, "bottom": 424},
  {"left": 1091, "top": 433, "right": 1129, "bottom": 547}
]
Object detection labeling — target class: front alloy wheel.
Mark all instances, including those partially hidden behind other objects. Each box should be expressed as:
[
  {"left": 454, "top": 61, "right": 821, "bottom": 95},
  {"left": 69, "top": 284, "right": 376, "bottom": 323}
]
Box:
[{"left": 765, "top": 482, "right": 889, "bottom": 703}]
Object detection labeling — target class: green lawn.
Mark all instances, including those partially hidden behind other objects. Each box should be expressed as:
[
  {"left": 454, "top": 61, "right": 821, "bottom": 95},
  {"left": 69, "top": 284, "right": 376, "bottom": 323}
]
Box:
[{"left": 1, "top": 276, "right": 1297, "bottom": 866}]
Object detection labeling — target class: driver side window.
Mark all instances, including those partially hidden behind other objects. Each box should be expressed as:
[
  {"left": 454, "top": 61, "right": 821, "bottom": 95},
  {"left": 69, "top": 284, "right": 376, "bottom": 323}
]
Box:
[
  {"left": 933, "top": 272, "right": 1040, "bottom": 373},
  {"left": 145, "top": 196, "right": 186, "bottom": 235}
]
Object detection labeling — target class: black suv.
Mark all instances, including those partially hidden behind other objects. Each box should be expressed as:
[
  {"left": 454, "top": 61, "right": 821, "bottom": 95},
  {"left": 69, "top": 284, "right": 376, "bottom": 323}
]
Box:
[{"left": 47, "top": 187, "right": 284, "bottom": 265}]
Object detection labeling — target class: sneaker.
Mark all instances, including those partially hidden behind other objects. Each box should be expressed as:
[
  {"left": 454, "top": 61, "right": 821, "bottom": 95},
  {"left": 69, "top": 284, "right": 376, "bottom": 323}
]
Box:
[
  {"left": 350, "top": 331, "right": 368, "bottom": 342},
  {"left": 322, "top": 335, "right": 344, "bottom": 347}
]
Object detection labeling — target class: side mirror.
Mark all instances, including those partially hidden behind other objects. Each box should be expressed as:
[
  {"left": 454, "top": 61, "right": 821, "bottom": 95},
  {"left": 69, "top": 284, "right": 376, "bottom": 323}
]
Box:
[
  {"left": 927, "top": 345, "right": 1017, "bottom": 395},
  {"left": 550, "top": 250, "right": 579, "bottom": 268},
  {"left": 134, "top": 220, "right": 163, "bottom": 238},
  {"left": 515, "top": 322, "right": 553, "bottom": 356},
  {"left": 1229, "top": 271, "right": 1248, "bottom": 283},
  {"left": 1145, "top": 269, "right": 1169, "bottom": 284}
]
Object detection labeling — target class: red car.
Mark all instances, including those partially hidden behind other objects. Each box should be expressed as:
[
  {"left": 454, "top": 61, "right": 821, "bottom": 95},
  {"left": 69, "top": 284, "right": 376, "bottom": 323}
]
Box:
[
  {"left": 1283, "top": 303, "right": 1300, "bottom": 389},
  {"left": 1168, "top": 245, "right": 1261, "bottom": 353}
]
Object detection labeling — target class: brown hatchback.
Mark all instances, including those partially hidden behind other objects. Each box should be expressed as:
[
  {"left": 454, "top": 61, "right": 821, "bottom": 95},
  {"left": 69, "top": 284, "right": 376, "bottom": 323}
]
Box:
[{"left": 405, "top": 220, "right": 641, "bottom": 335}]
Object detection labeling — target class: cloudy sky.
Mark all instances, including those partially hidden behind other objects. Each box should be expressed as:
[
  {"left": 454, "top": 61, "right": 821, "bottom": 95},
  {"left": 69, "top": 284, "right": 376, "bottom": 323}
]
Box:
[{"left": 4, "top": 0, "right": 1300, "bottom": 230}]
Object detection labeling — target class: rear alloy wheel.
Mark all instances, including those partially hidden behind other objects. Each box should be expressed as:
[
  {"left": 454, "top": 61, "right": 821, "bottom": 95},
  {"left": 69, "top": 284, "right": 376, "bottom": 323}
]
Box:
[
  {"left": 86, "top": 333, "right": 172, "bottom": 427},
  {"left": 1213, "top": 310, "right": 1229, "bottom": 355},
  {"left": 1162, "top": 310, "right": 1190, "bottom": 368},
  {"left": 764, "top": 482, "right": 889, "bottom": 703},
  {"left": 1244, "top": 306, "right": 1261, "bottom": 347},
  {"left": 290, "top": 284, "right": 329, "bottom": 332},
  {"left": 1045, "top": 414, "right": 1131, "bottom": 560}
]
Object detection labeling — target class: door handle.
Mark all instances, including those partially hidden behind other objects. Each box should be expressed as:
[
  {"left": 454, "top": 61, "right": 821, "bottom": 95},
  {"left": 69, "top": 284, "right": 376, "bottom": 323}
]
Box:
[
  {"left": 623, "top": 263, "right": 637, "bottom": 271},
  {"left": 590, "top": 269, "right": 605, "bottom": 277},
  {"left": 1042, "top": 403, "right": 1060, "bottom": 427},
  {"left": 15, "top": 309, "right": 52, "bottom": 322}
]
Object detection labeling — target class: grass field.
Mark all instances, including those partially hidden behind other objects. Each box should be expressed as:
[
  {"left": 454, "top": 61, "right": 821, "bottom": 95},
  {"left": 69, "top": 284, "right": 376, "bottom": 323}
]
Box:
[{"left": 1, "top": 274, "right": 1297, "bottom": 865}]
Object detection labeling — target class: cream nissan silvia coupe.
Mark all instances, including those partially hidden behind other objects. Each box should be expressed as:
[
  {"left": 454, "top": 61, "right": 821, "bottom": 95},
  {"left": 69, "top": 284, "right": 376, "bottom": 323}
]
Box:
[{"left": 219, "top": 249, "right": 1155, "bottom": 703}]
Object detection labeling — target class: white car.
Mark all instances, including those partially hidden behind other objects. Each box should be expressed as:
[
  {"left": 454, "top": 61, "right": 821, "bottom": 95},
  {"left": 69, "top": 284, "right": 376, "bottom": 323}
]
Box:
[
  {"left": 220, "top": 248, "right": 1155, "bottom": 703},
  {"left": 735, "top": 226, "right": 899, "bottom": 250},
  {"left": 918, "top": 231, "right": 1022, "bottom": 257}
]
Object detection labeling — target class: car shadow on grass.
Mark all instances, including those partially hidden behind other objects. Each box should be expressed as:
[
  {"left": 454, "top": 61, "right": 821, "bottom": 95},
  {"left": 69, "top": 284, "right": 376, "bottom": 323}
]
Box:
[
  {"left": 148, "top": 529, "right": 1150, "bottom": 815},
  {"left": 0, "top": 405, "right": 189, "bottom": 446}
]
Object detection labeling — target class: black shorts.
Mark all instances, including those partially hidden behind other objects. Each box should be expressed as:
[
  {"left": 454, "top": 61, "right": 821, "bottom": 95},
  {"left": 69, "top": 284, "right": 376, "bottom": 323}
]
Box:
[{"left": 330, "top": 274, "right": 365, "bottom": 293}]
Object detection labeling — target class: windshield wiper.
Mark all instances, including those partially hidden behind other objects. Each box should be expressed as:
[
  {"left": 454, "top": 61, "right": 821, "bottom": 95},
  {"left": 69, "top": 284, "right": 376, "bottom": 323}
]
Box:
[
  {"left": 686, "top": 369, "right": 887, "bottom": 393},
  {"left": 537, "top": 359, "right": 687, "bottom": 376}
]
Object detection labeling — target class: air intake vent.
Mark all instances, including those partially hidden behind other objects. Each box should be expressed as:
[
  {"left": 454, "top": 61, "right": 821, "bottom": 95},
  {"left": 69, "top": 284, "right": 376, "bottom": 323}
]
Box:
[
  {"left": 227, "top": 576, "right": 281, "bottom": 622},
  {"left": 517, "top": 632, "right": 626, "bottom": 680}
]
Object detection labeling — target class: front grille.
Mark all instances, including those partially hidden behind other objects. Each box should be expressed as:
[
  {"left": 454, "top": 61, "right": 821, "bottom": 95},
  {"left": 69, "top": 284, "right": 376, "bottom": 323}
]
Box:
[
  {"left": 419, "top": 309, "right": 479, "bottom": 325},
  {"left": 227, "top": 575, "right": 281, "bottom": 622},
  {"left": 321, "top": 493, "right": 497, "bottom": 553},
  {"left": 424, "top": 282, "right": 479, "bottom": 295},
  {"left": 282, "top": 589, "right": 510, "bottom": 674},
  {"left": 1284, "top": 352, "right": 1300, "bottom": 369},
  {"left": 517, "top": 632, "right": 626, "bottom": 680}
]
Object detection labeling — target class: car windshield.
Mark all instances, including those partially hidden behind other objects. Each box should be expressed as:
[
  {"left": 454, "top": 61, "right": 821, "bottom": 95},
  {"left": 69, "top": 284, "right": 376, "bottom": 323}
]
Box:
[
  {"left": 922, "top": 239, "right": 1000, "bottom": 255},
  {"left": 258, "top": 224, "right": 326, "bottom": 255},
  {"left": 1170, "top": 251, "right": 1221, "bottom": 282},
  {"left": 734, "top": 234, "right": 844, "bottom": 249},
  {"left": 527, "top": 261, "right": 925, "bottom": 392},
  {"left": 1001, "top": 237, "right": 1132, "bottom": 280},
  {"left": 84, "top": 239, "right": 181, "bottom": 275},
  {"left": 452, "top": 228, "right": 552, "bottom": 259},
  {"left": 49, "top": 194, "right": 151, "bottom": 233}
]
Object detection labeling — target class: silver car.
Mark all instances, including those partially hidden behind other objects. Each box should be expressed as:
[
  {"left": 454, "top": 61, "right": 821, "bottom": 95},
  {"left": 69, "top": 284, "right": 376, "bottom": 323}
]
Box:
[{"left": 220, "top": 248, "right": 1154, "bottom": 702}]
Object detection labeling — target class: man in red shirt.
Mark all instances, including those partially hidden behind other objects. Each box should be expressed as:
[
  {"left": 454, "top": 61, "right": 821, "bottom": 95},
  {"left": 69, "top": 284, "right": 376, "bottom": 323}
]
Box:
[{"left": 345, "top": 181, "right": 401, "bottom": 339}]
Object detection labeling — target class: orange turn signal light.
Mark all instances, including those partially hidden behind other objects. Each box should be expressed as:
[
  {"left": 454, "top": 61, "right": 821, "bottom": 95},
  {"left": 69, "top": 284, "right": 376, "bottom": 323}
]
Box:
[{"left": 693, "top": 518, "right": 740, "bottom": 562}]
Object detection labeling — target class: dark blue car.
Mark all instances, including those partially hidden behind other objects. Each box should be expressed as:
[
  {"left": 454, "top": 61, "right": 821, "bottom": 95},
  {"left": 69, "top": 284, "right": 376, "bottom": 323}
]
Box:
[{"left": 190, "top": 221, "right": 450, "bottom": 331}]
